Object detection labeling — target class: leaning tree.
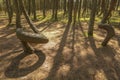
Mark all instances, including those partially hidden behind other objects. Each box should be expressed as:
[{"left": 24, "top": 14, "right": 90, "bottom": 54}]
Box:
[{"left": 98, "top": 0, "right": 117, "bottom": 46}]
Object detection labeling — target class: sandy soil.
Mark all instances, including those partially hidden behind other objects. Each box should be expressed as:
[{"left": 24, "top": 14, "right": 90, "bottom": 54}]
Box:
[{"left": 0, "top": 17, "right": 120, "bottom": 80}]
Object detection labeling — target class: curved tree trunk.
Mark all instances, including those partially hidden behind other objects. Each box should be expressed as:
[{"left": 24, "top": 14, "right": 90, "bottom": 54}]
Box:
[
  {"left": 14, "top": 0, "right": 34, "bottom": 54},
  {"left": 16, "top": 28, "right": 48, "bottom": 43},
  {"left": 98, "top": 24, "right": 115, "bottom": 46},
  {"left": 101, "top": 0, "right": 117, "bottom": 23},
  {"left": 14, "top": 0, "right": 49, "bottom": 54},
  {"left": 19, "top": 0, "right": 39, "bottom": 33},
  {"left": 99, "top": 0, "right": 117, "bottom": 46}
]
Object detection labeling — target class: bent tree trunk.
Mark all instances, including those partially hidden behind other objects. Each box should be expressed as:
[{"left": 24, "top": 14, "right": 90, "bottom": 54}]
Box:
[
  {"left": 99, "top": 0, "right": 117, "bottom": 46},
  {"left": 98, "top": 24, "right": 115, "bottom": 46},
  {"left": 14, "top": 0, "right": 34, "bottom": 53},
  {"left": 101, "top": 0, "right": 117, "bottom": 23},
  {"left": 14, "top": 0, "right": 49, "bottom": 54},
  {"left": 16, "top": 28, "right": 48, "bottom": 43},
  {"left": 19, "top": 0, "right": 39, "bottom": 33}
]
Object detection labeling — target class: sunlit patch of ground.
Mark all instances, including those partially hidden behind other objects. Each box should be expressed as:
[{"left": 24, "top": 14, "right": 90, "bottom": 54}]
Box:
[{"left": 0, "top": 16, "right": 120, "bottom": 80}]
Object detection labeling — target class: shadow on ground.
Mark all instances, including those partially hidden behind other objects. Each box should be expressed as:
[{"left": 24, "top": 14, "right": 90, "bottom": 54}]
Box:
[
  {"left": 5, "top": 50, "right": 46, "bottom": 78},
  {"left": 0, "top": 19, "right": 120, "bottom": 80},
  {"left": 88, "top": 36, "right": 120, "bottom": 80},
  {"left": 45, "top": 22, "right": 72, "bottom": 80},
  {"left": 45, "top": 22, "right": 120, "bottom": 80}
]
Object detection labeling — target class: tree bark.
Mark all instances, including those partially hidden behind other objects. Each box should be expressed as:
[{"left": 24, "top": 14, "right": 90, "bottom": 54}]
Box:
[
  {"left": 101, "top": 0, "right": 117, "bottom": 23},
  {"left": 28, "top": 0, "right": 31, "bottom": 16},
  {"left": 98, "top": 24, "right": 115, "bottom": 46},
  {"left": 5, "top": 0, "right": 13, "bottom": 25},
  {"left": 63, "top": 0, "right": 67, "bottom": 15},
  {"left": 88, "top": 0, "right": 97, "bottom": 36},
  {"left": 32, "top": 0, "right": 37, "bottom": 20},
  {"left": 43, "top": 0, "right": 46, "bottom": 18},
  {"left": 19, "top": 0, "right": 39, "bottom": 33},
  {"left": 68, "top": 0, "right": 73, "bottom": 23}
]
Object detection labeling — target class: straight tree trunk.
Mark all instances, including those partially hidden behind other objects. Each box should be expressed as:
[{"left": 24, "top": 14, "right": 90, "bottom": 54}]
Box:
[
  {"left": 54, "top": 0, "right": 59, "bottom": 20},
  {"left": 73, "top": 0, "right": 79, "bottom": 23},
  {"left": 68, "top": 0, "right": 73, "bottom": 23},
  {"left": 32, "top": 0, "right": 37, "bottom": 20},
  {"left": 78, "top": 0, "right": 82, "bottom": 20},
  {"left": 88, "top": 0, "right": 97, "bottom": 36},
  {"left": 28, "top": 0, "right": 31, "bottom": 16},
  {"left": 43, "top": 0, "right": 46, "bottom": 18},
  {"left": 52, "top": 0, "right": 55, "bottom": 19},
  {"left": 5, "top": 0, "right": 13, "bottom": 25},
  {"left": 63, "top": 0, "right": 67, "bottom": 15}
]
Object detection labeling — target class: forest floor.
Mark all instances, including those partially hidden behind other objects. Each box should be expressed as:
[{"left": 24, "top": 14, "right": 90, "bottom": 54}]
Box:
[{"left": 0, "top": 15, "right": 120, "bottom": 80}]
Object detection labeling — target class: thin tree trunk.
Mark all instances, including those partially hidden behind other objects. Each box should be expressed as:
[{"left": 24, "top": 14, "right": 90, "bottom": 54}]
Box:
[
  {"left": 19, "top": 0, "right": 39, "bottom": 33},
  {"left": 28, "top": 0, "right": 31, "bottom": 16},
  {"left": 5, "top": 0, "right": 13, "bottom": 25},
  {"left": 78, "top": 0, "right": 82, "bottom": 20},
  {"left": 63, "top": 0, "right": 67, "bottom": 15},
  {"left": 88, "top": 0, "right": 97, "bottom": 36},
  {"left": 52, "top": 0, "right": 55, "bottom": 19},
  {"left": 101, "top": 0, "right": 117, "bottom": 23},
  {"left": 68, "top": 0, "right": 73, "bottom": 23},
  {"left": 32, "top": 0, "right": 37, "bottom": 20},
  {"left": 54, "top": 0, "right": 58, "bottom": 20},
  {"left": 43, "top": 0, "right": 46, "bottom": 18},
  {"left": 73, "top": 0, "right": 79, "bottom": 23}
]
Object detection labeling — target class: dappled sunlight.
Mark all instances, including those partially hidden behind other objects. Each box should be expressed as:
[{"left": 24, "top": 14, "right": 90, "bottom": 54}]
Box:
[
  {"left": 57, "top": 64, "right": 71, "bottom": 77},
  {"left": 95, "top": 69, "right": 107, "bottom": 80},
  {"left": 0, "top": 25, "right": 6, "bottom": 30},
  {"left": 94, "top": 33, "right": 105, "bottom": 40},
  {"left": 0, "top": 11, "right": 120, "bottom": 80},
  {"left": 6, "top": 34, "right": 15, "bottom": 39},
  {"left": 42, "top": 41, "right": 58, "bottom": 49},
  {"left": 78, "top": 49, "right": 88, "bottom": 59},
  {"left": 42, "top": 22, "right": 120, "bottom": 80},
  {"left": 115, "top": 49, "right": 120, "bottom": 62},
  {"left": 19, "top": 54, "right": 39, "bottom": 69},
  {"left": 62, "top": 47, "right": 72, "bottom": 61}
]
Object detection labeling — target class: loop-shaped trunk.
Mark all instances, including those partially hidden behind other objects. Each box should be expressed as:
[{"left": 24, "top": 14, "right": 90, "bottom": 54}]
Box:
[
  {"left": 98, "top": 24, "right": 115, "bottom": 46},
  {"left": 16, "top": 28, "right": 49, "bottom": 44}
]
